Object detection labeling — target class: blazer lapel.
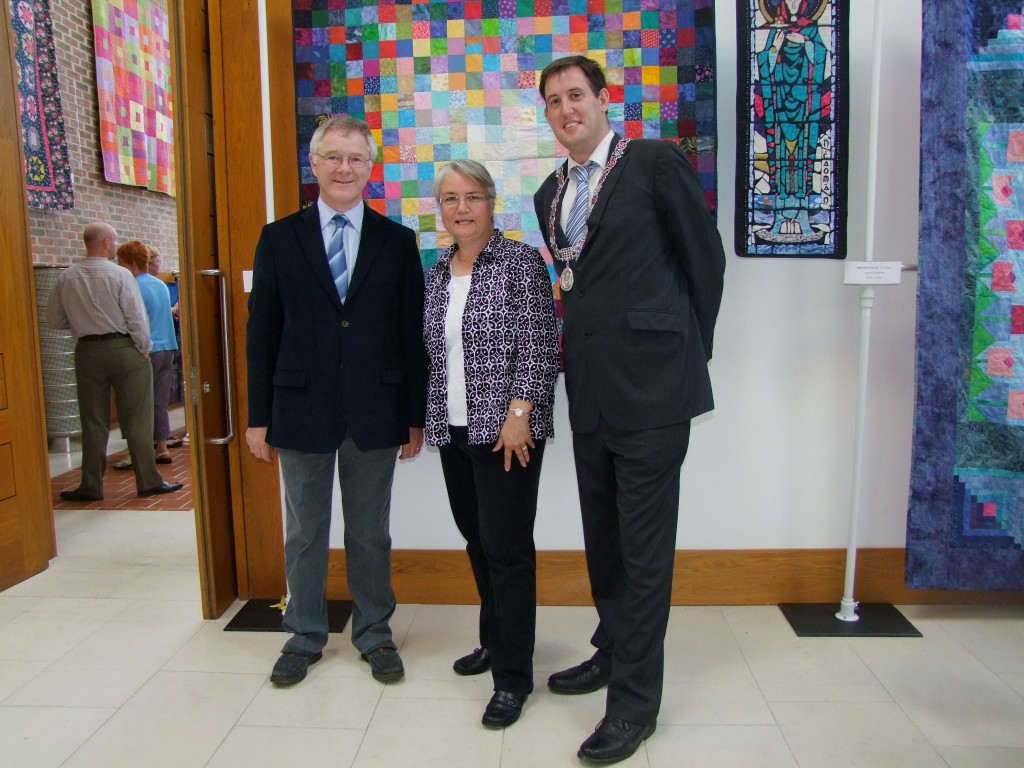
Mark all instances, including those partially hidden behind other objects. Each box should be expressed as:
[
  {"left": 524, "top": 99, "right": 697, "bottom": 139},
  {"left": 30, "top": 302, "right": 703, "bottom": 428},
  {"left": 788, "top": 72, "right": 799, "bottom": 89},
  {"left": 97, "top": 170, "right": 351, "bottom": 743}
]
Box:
[
  {"left": 294, "top": 204, "right": 342, "bottom": 310},
  {"left": 580, "top": 134, "right": 630, "bottom": 252}
]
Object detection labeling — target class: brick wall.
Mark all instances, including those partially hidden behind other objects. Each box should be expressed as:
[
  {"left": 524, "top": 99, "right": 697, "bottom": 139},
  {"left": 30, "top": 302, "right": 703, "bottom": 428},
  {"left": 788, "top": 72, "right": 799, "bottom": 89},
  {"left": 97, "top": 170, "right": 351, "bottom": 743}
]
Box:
[{"left": 28, "top": 0, "right": 179, "bottom": 270}]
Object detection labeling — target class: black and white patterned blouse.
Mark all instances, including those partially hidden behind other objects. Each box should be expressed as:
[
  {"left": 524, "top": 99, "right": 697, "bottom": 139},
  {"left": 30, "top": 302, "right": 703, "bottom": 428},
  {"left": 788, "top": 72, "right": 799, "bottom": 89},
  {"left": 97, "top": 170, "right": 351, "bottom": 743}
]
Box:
[{"left": 423, "top": 230, "right": 559, "bottom": 446}]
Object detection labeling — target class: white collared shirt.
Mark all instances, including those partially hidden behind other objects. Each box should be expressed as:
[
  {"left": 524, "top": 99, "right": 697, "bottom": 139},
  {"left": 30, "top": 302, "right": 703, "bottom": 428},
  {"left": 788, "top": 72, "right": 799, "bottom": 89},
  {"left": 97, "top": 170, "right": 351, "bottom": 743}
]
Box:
[
  {"left": 317, "top": 197, "right": 365, "bottom": 278},
  {"left": 559, "top": 129, "right": 615, "bottom": 233}
]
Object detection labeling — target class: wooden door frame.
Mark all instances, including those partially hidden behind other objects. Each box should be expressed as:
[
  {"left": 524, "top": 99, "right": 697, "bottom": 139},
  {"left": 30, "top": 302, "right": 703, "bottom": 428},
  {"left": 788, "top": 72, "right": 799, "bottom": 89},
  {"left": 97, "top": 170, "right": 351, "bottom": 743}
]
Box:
[{"left": 0, "top": 0, "right": 55, "bottom": 591}]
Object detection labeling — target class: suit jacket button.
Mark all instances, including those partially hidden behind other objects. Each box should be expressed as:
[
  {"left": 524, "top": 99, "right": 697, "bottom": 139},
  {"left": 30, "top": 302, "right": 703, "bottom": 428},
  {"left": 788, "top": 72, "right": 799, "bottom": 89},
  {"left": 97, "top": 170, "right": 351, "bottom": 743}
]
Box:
[
  {"left": 583, "top": 331, "right": 592, "bottom": 339},
  {"left": 341, "top": 320, "right": 350, "bottom": 328}
]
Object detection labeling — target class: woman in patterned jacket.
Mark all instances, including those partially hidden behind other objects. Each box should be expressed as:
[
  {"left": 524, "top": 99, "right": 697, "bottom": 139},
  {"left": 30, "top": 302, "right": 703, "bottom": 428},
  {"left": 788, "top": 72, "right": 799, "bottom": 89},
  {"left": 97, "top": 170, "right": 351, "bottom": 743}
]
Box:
[{"left": 423, "top": 160, "right": 559, "bottom": 728}]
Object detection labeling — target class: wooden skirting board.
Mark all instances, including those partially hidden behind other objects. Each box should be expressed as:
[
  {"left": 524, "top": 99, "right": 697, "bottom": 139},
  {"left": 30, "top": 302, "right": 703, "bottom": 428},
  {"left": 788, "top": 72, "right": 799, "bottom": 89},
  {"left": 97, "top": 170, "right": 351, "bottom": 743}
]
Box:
[{"left": 324, "top": 548, "right": 1024, "bottom": 606}]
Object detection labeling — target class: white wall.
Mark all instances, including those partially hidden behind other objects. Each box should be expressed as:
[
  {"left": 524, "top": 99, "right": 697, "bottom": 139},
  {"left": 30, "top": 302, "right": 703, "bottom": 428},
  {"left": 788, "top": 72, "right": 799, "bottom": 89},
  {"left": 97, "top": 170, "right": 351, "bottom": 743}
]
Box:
[{"left": 317, "top": 0, "right": 923, "bottom": 550}]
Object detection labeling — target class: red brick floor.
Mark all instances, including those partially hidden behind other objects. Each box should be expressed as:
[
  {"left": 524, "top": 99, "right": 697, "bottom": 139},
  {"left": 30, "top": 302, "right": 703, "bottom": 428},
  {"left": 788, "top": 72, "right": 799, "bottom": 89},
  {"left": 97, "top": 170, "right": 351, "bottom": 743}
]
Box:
[{"left": 52, "top": 428, "right": 194, "bottom": 511}]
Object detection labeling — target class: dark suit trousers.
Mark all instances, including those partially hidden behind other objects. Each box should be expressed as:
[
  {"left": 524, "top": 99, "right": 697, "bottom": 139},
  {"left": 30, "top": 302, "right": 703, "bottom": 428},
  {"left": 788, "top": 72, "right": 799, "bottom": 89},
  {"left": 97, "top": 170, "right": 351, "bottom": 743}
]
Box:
[
  {"left": 572, "top": 418, "right": 691, "bottom": 725},
  {"left": 439, "top": 427, "right": 544, "bottom": 695}
]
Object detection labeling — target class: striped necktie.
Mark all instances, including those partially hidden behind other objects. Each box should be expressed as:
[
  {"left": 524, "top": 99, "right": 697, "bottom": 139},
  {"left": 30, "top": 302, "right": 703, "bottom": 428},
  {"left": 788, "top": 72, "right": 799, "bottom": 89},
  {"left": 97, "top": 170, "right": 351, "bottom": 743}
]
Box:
[
  {"left": 564, "top": 161, "right": 597, "bottom": 246},
  {"left": 327, "top": 213, "right": 349, "bottom": 302}
]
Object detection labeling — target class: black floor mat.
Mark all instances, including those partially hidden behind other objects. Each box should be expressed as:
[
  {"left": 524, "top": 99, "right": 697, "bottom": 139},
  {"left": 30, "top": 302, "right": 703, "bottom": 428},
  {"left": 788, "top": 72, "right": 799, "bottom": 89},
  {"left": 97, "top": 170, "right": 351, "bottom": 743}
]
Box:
[{"left": 224, "top": 599, "right": 353, "bottom": 633}]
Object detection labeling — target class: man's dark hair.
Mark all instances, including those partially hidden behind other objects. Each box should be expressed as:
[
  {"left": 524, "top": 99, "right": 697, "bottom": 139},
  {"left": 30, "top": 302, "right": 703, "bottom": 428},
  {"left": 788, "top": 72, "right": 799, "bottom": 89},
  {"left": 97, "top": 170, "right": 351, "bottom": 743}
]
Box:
[{"left": 538, "top": 55, "right": 607, "bottom": 101}]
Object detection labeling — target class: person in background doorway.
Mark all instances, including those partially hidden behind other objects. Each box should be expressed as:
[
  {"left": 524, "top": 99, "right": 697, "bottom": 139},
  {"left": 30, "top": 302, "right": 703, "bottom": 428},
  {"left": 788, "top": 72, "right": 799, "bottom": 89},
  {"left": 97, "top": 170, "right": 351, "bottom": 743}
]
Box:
[
  {"left": 46, "top": 222, "right": 184, "bottom": 501},
  {"left": 113, "top": 241, "right": 179, "bottom": 467}
]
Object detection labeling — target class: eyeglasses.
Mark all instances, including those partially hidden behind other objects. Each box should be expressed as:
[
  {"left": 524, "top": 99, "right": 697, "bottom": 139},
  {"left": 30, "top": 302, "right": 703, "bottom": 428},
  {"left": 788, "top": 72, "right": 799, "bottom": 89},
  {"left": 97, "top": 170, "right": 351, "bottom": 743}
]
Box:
[
  {"left": 314, "top": 153, "right": 370, "bottom": 169},
  {"left": 439, "top": 193, "right": 492, "bottom": 207}
]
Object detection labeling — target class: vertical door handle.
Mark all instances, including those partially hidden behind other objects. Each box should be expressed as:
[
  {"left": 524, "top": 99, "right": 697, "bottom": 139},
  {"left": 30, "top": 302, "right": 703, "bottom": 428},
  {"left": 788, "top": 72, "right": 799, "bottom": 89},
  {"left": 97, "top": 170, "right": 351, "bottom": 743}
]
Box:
[{"left": 199, "top": 269, "right": 235, "bottom": 445}]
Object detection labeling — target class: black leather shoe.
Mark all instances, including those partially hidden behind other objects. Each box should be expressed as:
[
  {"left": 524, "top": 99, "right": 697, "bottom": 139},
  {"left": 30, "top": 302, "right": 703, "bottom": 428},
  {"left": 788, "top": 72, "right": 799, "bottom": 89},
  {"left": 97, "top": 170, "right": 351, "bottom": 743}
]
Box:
[
  {"left": 577, "top": 717, "right": 656, "bottom": 764},
  {"left": 60, "top": 488, "right": 102, "bottom": 502},
  {"left": 361, "top": 646, "right": 405, "bottom": 682},
  {"left": 547, "top": 659, "right": 610, "bottom": 694},
  {"left": 269, "top": 651, "right": 322, "bottom": 686},
  {"left": 138, "top": 480, "right": 184, "bottom": 497},
  {"left": 453, "top": 647, "right": 491, "bottom": 676},
  {"left": 481, "top": 690, "right": 527, "bottom": 728}
]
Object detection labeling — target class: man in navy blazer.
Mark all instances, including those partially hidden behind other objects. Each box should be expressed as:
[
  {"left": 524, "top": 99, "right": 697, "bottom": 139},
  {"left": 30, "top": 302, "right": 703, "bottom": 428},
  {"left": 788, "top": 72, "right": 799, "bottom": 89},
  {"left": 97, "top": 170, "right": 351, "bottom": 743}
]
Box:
[
  {"left": 246, "top": 115, "right": 428, "bottom": 687},
  {"left": 534, "top": 56, "right": 725, "bottom": 764}
]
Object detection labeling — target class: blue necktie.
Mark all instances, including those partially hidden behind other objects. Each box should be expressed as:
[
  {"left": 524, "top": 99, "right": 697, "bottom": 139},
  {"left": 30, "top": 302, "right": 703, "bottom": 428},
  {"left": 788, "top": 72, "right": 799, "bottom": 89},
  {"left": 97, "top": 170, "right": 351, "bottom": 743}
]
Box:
[
  {"left": 327, "top": 214, "right": 349, "bottom": 302},
  {"left": 565, "top": 161, "right": 597, "bottom": 246}
]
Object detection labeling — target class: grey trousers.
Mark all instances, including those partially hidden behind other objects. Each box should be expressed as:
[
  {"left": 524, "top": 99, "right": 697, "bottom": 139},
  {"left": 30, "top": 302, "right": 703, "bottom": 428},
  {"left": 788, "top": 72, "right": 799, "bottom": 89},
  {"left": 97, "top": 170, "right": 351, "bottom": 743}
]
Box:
[
  {"left": 150, "top": 349, "right": 176, "bottom": 441},
  {"left": 277, "top": 437, "right": 399, "bottom": 656},
  {"left": 75, "top": 337, "right": 163, "bottom": 497}
]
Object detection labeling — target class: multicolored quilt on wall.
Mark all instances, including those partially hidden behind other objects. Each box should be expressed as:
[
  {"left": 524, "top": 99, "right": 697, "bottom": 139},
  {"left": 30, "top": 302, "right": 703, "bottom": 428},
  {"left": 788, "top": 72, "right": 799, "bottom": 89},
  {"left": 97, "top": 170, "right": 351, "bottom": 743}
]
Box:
[
  {"left": 908, "top": 1, "right": 1024, "bottom": 590},
  {"left": 291, "top": 0, "right": 718, "bottom": 271},
  {"left": 9, "top": 0, "right": 74, "bottom": 209},
  {"left": 735, "top": 0, "right": 848, "bottom": 258},
  {"left": 91, "top": 0, "right": 175, "bottom": 196}
]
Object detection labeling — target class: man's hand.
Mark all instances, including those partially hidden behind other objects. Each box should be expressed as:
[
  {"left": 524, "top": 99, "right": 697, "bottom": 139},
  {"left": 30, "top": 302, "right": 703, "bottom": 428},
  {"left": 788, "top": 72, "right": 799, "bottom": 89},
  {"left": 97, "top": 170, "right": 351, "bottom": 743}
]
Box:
[
  {"left": 246, "top": 426, "right": 275, "bottom": 462},
  {"left": 400, "top": 427, "right": 424, "bottom": 460}
]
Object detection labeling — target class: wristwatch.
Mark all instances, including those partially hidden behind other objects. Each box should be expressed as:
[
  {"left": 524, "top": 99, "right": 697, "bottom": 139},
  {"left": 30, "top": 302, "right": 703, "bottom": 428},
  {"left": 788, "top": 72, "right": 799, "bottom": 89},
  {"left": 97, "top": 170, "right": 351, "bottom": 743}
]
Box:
[{"left": 508, "top": 406, "right": 530, "bottom": 418}]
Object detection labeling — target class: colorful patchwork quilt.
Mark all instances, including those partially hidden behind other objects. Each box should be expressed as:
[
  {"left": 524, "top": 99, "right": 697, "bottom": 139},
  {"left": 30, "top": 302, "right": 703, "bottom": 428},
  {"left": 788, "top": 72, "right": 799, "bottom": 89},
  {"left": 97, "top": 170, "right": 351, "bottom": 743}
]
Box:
[
  {"left": 91, "top": 0, "right": 175, "bottom": 196},
  {"left": 292, "top": 0, "right": 718, "bottom": 270}
]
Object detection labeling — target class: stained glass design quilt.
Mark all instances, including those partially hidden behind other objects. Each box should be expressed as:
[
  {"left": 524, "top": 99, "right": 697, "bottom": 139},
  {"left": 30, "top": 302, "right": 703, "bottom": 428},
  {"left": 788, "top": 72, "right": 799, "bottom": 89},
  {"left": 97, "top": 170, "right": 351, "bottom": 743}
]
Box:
[
  {"left": 291, "top": 0, "right": 717, "bottom": 271},
  {"left": 9, "top": 0, "right": 74, "bottom": 209},
  {"left": 91, "top": 0, "right": 175, "bottom": 196},
  {"left": 735, "top": 0, "right": 848, "bottom": 258},
  {"left": 908, "top": 1, "right": 1024, "bottom": 590}
]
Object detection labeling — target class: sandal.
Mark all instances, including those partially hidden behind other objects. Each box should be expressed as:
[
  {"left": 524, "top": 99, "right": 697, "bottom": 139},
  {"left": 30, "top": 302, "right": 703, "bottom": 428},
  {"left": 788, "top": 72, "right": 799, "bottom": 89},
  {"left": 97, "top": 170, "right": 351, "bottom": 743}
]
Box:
[
  {"left": 166, "top": 438, "right": 184, "bottom": 448},
  {"left": 113, "top": 459, "right": 133, "bottom": 470},
  {"left": 155, "top": 453, "right": 173, "bottom": 464}
]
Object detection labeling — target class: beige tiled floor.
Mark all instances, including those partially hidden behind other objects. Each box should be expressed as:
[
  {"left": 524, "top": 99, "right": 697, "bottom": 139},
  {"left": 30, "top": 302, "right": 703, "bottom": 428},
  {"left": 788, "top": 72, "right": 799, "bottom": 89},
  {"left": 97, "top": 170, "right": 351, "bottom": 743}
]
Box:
[{"left": 2, "top": 508, "right": 1023, "bottom": 767}]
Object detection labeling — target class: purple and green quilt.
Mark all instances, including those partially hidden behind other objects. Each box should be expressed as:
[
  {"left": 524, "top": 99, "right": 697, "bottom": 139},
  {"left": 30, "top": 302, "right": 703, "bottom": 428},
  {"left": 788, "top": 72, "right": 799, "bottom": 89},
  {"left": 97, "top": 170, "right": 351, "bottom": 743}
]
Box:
[{"left": 908, "top": 1, "right": 1024, "bottom": 590}]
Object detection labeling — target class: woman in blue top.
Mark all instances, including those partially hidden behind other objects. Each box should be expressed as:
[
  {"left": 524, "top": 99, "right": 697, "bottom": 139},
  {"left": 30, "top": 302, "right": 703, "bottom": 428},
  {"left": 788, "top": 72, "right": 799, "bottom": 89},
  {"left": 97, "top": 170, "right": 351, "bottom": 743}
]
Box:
[{"left": 116, "top": 241, "right": 179, "bottom": 463}]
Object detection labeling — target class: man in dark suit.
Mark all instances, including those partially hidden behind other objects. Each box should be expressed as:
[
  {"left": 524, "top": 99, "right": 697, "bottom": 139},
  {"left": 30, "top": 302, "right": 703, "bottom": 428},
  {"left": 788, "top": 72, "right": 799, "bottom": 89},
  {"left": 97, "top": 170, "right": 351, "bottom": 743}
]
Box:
[
  {"left": 246, "top": 115, "right": 428, "bottom": 687},
  {"left": 534, "top": 56, "right": 725, "bottom": 764}
]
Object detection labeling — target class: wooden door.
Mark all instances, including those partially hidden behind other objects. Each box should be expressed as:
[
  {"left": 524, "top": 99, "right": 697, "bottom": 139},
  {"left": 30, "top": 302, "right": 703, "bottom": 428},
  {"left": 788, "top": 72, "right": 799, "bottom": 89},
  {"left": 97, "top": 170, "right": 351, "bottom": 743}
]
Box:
[
  {"left": 171, "top": 0, "right": 239, "bottom": 617},
  {"left": 172, "top": 0, "right": 291, "bottom": 610},
  {"left": 0, "top": 1, "right": 56, "bottom": 590},
  {"left": 202, "top": 0, "right": 290, "bottom": 601}
]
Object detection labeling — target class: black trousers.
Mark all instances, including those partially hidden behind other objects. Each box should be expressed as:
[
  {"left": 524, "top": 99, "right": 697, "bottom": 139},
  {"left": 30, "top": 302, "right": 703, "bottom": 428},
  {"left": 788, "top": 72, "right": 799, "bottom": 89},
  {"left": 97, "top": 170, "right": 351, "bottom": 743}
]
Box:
[
  {"left": 572, "top": 417, "right": 691, "bottom": 725},
  {"left": 439, "top": 426, "right": 546, "bottom": 694}
]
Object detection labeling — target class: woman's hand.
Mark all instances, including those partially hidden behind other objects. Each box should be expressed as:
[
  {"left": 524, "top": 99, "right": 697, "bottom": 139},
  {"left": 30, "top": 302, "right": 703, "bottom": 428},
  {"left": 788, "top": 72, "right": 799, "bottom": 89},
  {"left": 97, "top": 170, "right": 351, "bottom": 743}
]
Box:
[{"left": 493, "top": 407, "right": 535, "bottom": 471}]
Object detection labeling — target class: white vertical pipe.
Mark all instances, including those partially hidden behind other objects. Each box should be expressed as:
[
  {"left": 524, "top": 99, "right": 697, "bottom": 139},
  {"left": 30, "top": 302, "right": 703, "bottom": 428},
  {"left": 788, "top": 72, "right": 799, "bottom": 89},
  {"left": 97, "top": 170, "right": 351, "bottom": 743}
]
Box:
[
  {"left": 257, "top": 0, "right": 275, "bottom": 223},
  {"left": 837, "top": 0, "right": 885, "bottom": 621}
]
